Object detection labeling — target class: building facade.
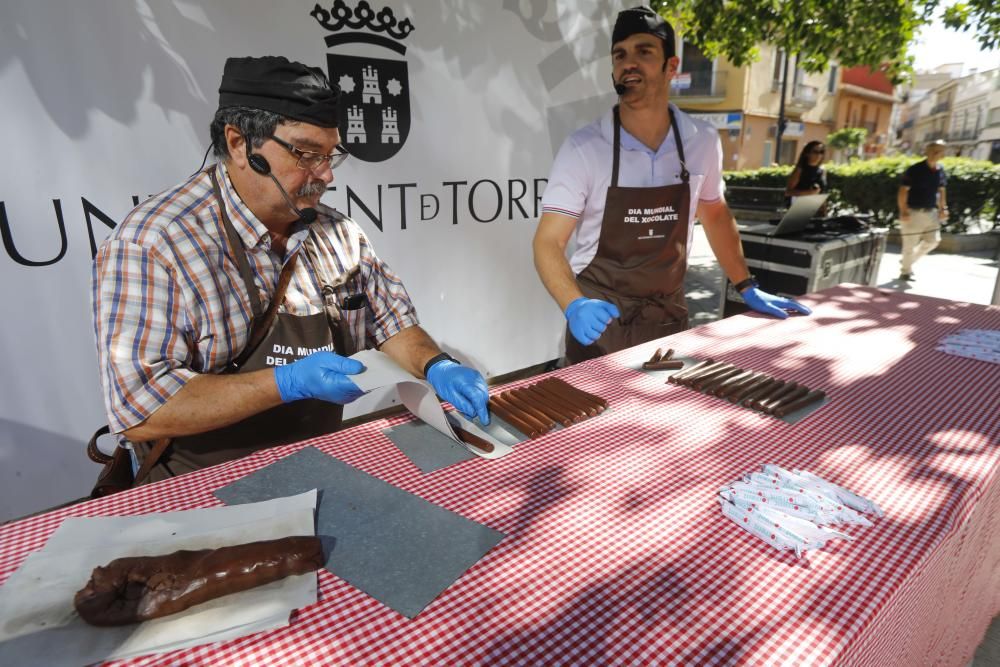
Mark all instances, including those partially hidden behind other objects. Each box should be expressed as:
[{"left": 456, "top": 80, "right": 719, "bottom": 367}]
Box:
[
  {"left": 893, "top": 65, "right": 1000, "bottom": 161},
  {"left": 835, "top": 66, "right": 896, "bottom": 157},
  {"left": 674, "top": 45, "right": 897, "bottom": 169}
]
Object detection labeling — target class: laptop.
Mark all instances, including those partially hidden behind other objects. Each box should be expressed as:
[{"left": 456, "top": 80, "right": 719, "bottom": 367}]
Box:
[{"left": 743, "top": 193, "right": 829, "bottom": 237}]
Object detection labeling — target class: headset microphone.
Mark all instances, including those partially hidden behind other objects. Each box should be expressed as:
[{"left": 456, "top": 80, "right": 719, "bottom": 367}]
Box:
[{"left": 245, "top": 141, "right": 318, "bottom": 224}]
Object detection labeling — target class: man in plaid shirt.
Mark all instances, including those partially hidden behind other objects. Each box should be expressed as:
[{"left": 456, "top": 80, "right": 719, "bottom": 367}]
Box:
[{"left": 92, "top": 56, "right": 489, "bottom": 481}]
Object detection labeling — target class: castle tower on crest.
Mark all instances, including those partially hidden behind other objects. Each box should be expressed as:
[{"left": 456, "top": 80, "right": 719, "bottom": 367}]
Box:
[
  {"left": 362, "top": 66, "right": 381, "bottom": 104},
  {"left": 346, "top": 106, "right": 366, "bottom": 144},
  {"left": 381, "top": 108, "right": 399, "bottom": 144}
]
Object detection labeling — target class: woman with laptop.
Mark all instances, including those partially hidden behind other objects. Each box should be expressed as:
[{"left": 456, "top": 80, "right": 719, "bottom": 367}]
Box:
[{"left": 785, "top": 141, "right": 829, "bottom": 200}]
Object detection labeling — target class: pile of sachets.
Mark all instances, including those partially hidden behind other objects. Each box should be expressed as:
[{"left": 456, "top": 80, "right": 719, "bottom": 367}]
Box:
[
  {"left": 719, "top": 465, "right": 883, "bottom": 557},
  {"left": 936, "top": 329, "right": 1000, "bottom": 365}
]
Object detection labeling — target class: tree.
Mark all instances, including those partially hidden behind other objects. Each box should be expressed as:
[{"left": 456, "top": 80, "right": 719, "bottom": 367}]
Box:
[
  {"left": 651, "top": 0, "right": 998, "bottom": 82},
  {"left": 827, "top": 128, "right": 869, "bottom": 161}
]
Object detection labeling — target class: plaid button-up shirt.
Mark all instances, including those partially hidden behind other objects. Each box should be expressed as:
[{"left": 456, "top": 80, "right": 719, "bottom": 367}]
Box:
[{"left": 92, "top": 163, "right": 418, "bottom": 434}]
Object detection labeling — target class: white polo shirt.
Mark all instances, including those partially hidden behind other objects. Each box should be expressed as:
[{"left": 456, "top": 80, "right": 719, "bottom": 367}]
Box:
[{"left": 542, "top": 104, "right": 724, "bottom": 274}]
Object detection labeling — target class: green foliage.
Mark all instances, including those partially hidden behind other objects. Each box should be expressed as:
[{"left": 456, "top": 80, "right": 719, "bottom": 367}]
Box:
[
  {"left": 827, "top": 128, "right": 868, "bottom": 151},
  {"left": 651, "top": 0, "right": 998, "bottom": 82},
  {"left": 724, "top": 157, "right": 1000, "bottom": 232},
  {"left": 939, "top": 0, "right": 1000, "bottom": 51}
]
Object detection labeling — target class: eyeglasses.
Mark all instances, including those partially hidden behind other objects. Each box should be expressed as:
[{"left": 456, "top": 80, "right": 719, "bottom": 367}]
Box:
[
  {"left": 269, "top": 135, "right": 350, "bottom": 172},
  {"left": 810, "top": 149, "right": 825, "bottom": 155}
]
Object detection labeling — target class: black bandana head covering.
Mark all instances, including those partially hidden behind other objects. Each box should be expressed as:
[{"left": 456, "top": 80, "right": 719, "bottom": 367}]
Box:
[
  {"left": 612, "top": 6, "right": 675, "bottom": 58},
  {"left": 218, "top": 56, "right": 340, "bottom": 128}
]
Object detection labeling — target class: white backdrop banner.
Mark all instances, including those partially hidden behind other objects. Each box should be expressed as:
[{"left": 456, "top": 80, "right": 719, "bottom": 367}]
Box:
[{"left": 0, "top": 0, "right": 624, "bottom": 520}]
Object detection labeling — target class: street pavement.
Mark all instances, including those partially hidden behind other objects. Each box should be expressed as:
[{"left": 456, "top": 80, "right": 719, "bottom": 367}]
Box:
[{"left": 684, "top": 223, "right": 1000, "bottom": 323}]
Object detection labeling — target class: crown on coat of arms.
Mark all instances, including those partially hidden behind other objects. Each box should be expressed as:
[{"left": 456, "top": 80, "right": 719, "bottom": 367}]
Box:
[{"left": 311, "top": 1, "right": 415, "bottom": 51}]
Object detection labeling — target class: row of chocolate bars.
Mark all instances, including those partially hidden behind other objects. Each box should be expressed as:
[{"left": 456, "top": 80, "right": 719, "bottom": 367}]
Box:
[
  {"left": 664, "top": 357, "right": 826, "bottom": 418},
  {"left": 486, "top": 377, "right": 609, "bottom": 438}
]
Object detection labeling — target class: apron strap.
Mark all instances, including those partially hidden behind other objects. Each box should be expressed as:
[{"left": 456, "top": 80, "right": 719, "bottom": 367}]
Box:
[
  {"left": 210, "top": 169, "right": 264, "bottom": 319},
  {"left": 132, "top": 437, "right": 172, "bottom": 486},
  {"left": 611, "top": 105, "right": 689, "bottom": 186},
  {"left": 229, "top": 253, "right": 298, "bottom": 370},
  {"left": 208, "top": 167, "right": 299, "bottom": 371},
  {"left": 670, "top": 108, "right": 690, "bottom": 183},
  {"left": 612, "top": 105, "right": 623, "bottom": 188}
]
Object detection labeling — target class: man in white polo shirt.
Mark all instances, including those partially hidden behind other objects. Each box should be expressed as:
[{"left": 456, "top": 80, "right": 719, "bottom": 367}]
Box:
[{"left": 533, "top": 6, "right": 810, "bottom": 364}]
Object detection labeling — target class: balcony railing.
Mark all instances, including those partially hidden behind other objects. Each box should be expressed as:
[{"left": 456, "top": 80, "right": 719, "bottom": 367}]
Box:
[
  {"left": 672, "top": 70, "right": 727, "bottom": 99},
  {"left": 788, "top": 83, "right": 818, "bottom": 110},
  {"left": 948, "top": 129, "right": 977, "bottom": 141},
  {"left": 924, "top": 130, "right": 945, "bottom": 141},
  {"left": 930, "top": 101, "right": 951, "bottom": 115}
]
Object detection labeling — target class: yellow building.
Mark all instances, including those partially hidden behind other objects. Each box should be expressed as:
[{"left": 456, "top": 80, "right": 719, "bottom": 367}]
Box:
[{"left": 674, "top": 44, "right": 840, "bottom": 170}]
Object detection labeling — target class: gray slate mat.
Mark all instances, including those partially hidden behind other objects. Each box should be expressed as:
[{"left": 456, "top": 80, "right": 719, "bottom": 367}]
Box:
[
  {"left": 214, "top": 447, "right": 505, "bottom": 618},
  {"left": 383, "top": 417, "right": 527, "bottom": 473}
]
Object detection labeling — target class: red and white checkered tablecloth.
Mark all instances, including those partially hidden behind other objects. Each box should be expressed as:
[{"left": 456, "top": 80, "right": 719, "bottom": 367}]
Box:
[{"left": 3, "top": 285, "right": 999, "bottom": 666}]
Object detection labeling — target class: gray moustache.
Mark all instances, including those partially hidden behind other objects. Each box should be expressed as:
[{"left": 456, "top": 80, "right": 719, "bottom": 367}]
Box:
[{"left": 297, "top": 182, "right": 326, "bottom": 197}]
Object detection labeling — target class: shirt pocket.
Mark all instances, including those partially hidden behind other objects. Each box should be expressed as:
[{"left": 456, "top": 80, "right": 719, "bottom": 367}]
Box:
[{"left": 321, "top": 284, "right": 369, "bottom": 356}]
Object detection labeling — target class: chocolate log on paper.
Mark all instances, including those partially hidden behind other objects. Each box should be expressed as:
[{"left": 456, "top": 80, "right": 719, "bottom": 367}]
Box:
[
  {"left": 452, "top": 424, "right": 495, "bottom": 453},
  {"left": 642, "top": 359, "right": 685, "bottom": 371},
  {"left": 748, "top": 380, "right": 790, "bottom": 410},
  {"left": 496, "top": 393, "right": 553, "bottom": 433},
  {"left": 505, "top": 389, "right": 572, "bottom": 427},
  {"left": 671, "top": 361, "right": 726, "bottom": 387},
  {"left": 488, "top": 396, "right": 543, "bottom": 437},
  {"left": 689, "top": 363, "right": 741, "bottom": 389},
  {"left": 691, "top": 365, "right": 741, "bottom": 391},
  {"left": 774, "top": 390, "right": 826, "bottom": 417},
  {"left": 551, "top": 380, "right": 607, "bottom": 415},
  {"left": 728, "top": 375, "right": 772, "bottom": 403},
  {"left": 531, "top": 382, "right": 590, "bottom": 421},
  {"left": 751, "top": 382, "right": 799, "bottom": 412},
  {"left": 74, "top": 536, "right": 323, "bottom": 626},
  {"left": 648, "top": 348, "right": 664, "bottom": 364},
  {"left": 739, "top": 378, "right": 781, "bottom": 406},
  {"left": 698, "top": 367, "right": 746, "bottom": 393},
  {"left": 758, "top": 383, "right": 802, "bottom": 413},
  {"left": 712, "top": 370, "right": 758, "bottom": 397},
  {"left": 519, "top": 385, "right": 580, "bottom": 423},
  {"left": 548, "top": 377, "right": 609, "bottom": 410},
  {"left": 666, "top": 359, "right": 716, "bottom": 384},
  {"left": 524, "top": 385, "right": 587, "bottom": 424},
  {"left": 505, "top": 389, "right": 559, "bottom": 430},
  {"left": 763, "top": 385, "right": 810, "bottom": 414},
  {"left": 539, "top": 380, "right": 599, "bottom": 417}
]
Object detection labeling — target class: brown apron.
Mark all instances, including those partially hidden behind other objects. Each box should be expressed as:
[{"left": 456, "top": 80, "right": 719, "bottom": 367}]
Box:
[
  {"left": 566, "top": 106, "right": 691, "bottom": 364},
  {"left": 134, "top": 172, "right": 360, "bottom": 482}
]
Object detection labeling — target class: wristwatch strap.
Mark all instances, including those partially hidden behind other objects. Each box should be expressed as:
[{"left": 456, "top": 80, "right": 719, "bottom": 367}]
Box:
[
  {"left": 733, "top": 276, "right": 758, "bottom": 293},
  {"left": 423, "top": 352, "right": 458, "bottom": 378}
]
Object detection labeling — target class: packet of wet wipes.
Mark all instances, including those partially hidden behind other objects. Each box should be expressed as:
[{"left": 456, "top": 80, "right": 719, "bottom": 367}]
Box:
[
  {"left": 788, "top": 468, "right": 885, "bottom": 518},
  {"left": 718, "top": 496, "right": 850, "bottom": 557},
  {"left": 719, "top": 465, "right": 881, "bottom": 556}
]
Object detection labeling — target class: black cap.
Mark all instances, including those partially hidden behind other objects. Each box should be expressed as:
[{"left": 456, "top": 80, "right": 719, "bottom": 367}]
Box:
[
  {"left": 612, "top": 6, "right": 675, "bottom": 58},
  {"left": 218, "top": 56, "right": 340, "bottom": 128}
]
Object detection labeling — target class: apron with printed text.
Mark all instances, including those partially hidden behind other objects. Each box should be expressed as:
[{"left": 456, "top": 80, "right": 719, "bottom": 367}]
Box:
[
  {"left": 566, "top": 106, "right": 691, "bottom": 364},
  {"left": 135, "top": 172, "right": 367, "bottom": 482}
]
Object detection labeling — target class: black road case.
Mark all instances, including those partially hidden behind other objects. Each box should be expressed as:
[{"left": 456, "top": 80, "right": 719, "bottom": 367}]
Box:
[{"left": 720, "top": 225, "right": 887, "bottom": 318}]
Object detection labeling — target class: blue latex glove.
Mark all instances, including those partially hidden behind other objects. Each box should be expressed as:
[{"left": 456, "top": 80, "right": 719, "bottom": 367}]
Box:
[
  {"left": 274, "top": 351, "right": 366, "bottom": 405},
  {"left": 742, "top": 287, "right": 812, "bottom": 319},
  {"left": 565, "top": 297, "right": 620, "bottom": 346},
  {"left": 426, "top": 360, "right": 490, "bottom": 425}
]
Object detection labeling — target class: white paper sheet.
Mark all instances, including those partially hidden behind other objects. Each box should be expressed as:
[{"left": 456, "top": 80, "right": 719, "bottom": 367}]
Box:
[
  {"left": 0, "top": 491, "right": 318, "bottom": 666},
  {"left": 351, "top": 349, "right": 513, "bottom": 459}
]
